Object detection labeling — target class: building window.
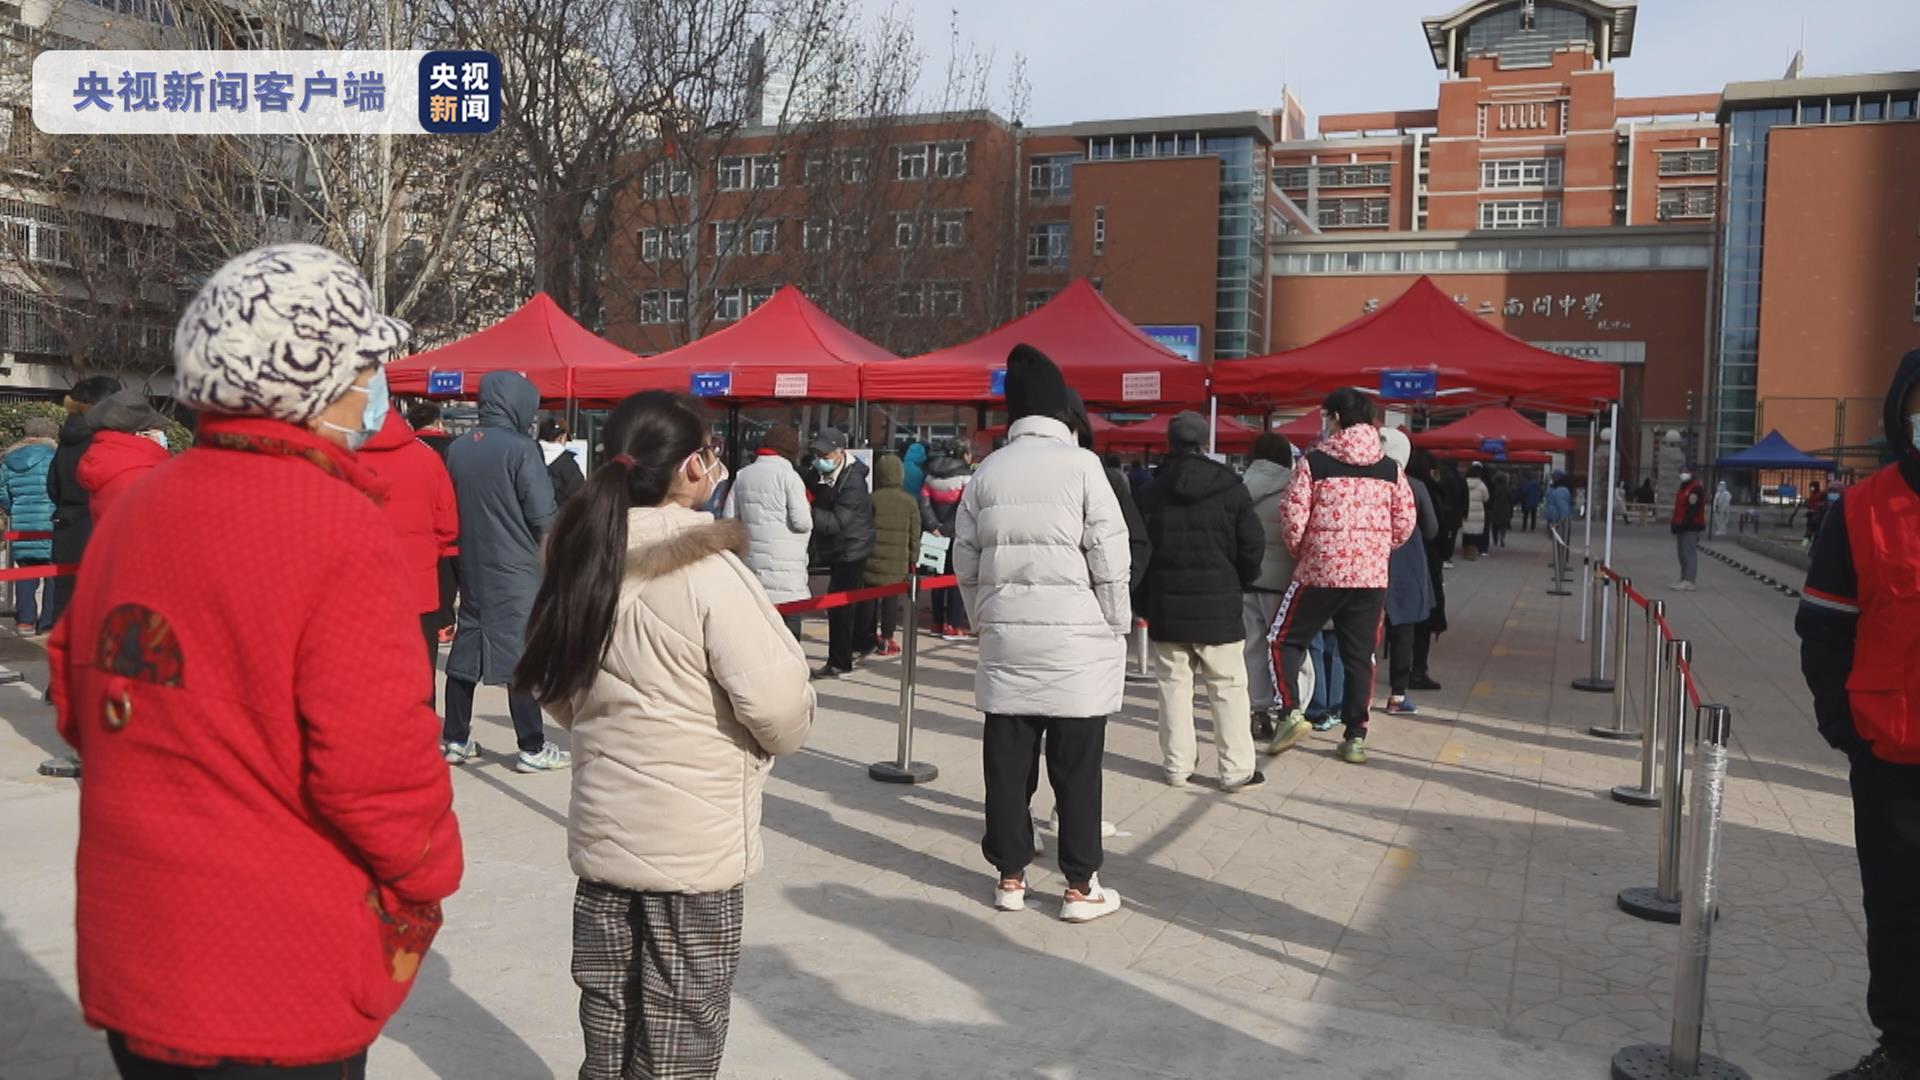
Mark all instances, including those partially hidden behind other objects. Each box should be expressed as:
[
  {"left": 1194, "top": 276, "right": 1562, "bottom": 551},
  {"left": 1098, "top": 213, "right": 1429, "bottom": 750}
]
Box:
[
  {"left": 931, "top": 210, "right": 967, "bottom": 248},
  {"left": 717, "top": 157, "right": 747, "bottom": 192},
  {"left": 840, "top": 221, "right": 869, "bottom": 251},
  {"left": 641, "top": 162, "right": 691, "bottom": 199},
  {"left": 746, "top": 286, "right": 776, "bottom": 313},
  {"left": 664, "top": 226, "right": 691, "bottom": 261},
  {"left": 1655, "top": 150, "right": 1719, "bottom": 176},
  {"left": 1480, "top": 157, "right": 1563, "bottom": 189},
  {"left": 933, "top": 142, "right": 968, "bottom": 178},
  {"left": 1478, "top": 199, "right": 1561, "bottom": 229},
  {"left": 894, "top": 213, "right": 920, "bottom": 249},
  {"left": 1656, "top": 186, "right": 1716, "bottom": 220},
  {"left": 802, "top": 219, "right": 830, "bottom": 252},
  {"left": 1028, "top": 155, "right": 1074, "bottom": 198},
  {"left": 838, "top": 150, "right": 868, "bottom": 183},
  {"left": 1092, "top": 206, "right": 1106, "bottom": 256},
  {"left": 1862, "top": 98, "right": 1885, "bottom": 121},
  {"left": 713, "top": 220, "right": 739, "bottom": 254},
  {"left": 803, "top": 153, "right": 828, "bottom": 183},
  {"left": 895, "top": 144, "right": 929, "bottom": 181},
  {"left": 1832, "top": 100, "right": 1855, "bottom": 122},
  {"left": 895, "top": 282, "right": 925, "bottom": 318},
  {"left": 638, "top": 227, "right": 662, "bottom": 262},
  {"left": 1316, "top": 198, "right": 1390, "bottom": 229},
  {"left": 664, "top": 290, "right": 687, "bottom": 323},
  {"left": 751, "top": 155, "right": 781, "bottom": 189},
  {"left": 1315, "top": 163, "right": 1393, "bottom": 188},
  {"left": 748, "top": 221, "right": 779, "bottom": 255},
  {"left": 713, "top": 288, "right": 743, "bottom": 322},
  {"left": 1273, "top": 166, "right": 1309, "bottom": 189},
  {"left": 1023, "top": 289, "right": 1056, "bottom": 313},
  {"left": 0, "top": 200, "right": 70, "bottom": 266},
  {"left": 639, "top": 290, "right": 664, "bottom": 324},
  {"left": 930, "top": 281, "right": 964, "bottom": 318},
  {"left": 1026, "top": 221, "right": 1069, "bottom": 270},
  {"left": 1893, "top": 97, "right": 1916, "bottom": 120}
]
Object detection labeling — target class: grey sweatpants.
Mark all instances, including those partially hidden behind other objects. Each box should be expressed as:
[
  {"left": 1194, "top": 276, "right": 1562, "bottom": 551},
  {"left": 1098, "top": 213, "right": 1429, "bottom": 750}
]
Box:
[{"left": 1676, "top": 530, "right": 1700, "bottom": 583}]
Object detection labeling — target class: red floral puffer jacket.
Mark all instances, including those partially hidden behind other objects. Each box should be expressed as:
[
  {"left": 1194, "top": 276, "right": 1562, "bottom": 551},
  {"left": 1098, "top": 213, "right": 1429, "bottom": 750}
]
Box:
[{"left": 1280, "top": 422, "right": 1418, "bottom": 589}]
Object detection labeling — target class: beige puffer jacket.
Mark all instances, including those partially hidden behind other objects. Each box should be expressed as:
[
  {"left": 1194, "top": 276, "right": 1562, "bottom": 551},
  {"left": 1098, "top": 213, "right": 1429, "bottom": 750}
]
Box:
[{"left": 554, "top": 505, "right": 814, "bottom": 894}]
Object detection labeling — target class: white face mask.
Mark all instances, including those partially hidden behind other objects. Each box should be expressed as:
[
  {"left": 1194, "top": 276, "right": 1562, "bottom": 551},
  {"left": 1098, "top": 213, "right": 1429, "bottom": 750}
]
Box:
[
  {"left": 140, "top": 429, "right": 168, "bottom": 450},
  {"left": 1909, "top": 414, "right": 1920, "bottom": 452},
  {"left": 1679, "top": 472, "right": 1693, "bottom": 483}
]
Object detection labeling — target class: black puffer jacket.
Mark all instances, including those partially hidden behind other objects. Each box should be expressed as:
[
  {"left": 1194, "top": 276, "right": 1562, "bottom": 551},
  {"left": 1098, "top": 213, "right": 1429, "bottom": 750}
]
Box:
[
  {"left": 812, "top": 457, "right": 875, "bottom": 563},
  {"left": 48, "top": 415, "right": 95, "bottom": 564},
  {"left": 1138, "top": 453, "right": 1264, "bottom": 645}
]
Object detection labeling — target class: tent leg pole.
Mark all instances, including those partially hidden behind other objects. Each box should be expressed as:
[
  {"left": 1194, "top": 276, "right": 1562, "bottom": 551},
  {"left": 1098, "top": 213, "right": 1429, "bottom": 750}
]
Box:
[{"left": 1209, "top": 396, "right": 1219, "bottom": 456}]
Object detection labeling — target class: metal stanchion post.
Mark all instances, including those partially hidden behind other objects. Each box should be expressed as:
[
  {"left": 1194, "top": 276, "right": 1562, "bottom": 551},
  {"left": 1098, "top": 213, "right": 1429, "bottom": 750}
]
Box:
[
  {"left": 1590, "top": 575, "right": 1637, "bottom": 738},
  {"left": 1619, "top": 638, "right": 1691, "bottom": 923},
  {"left": 1126, "top": 620, "right": 1153, "bottom": 682},
  {"left": 1612, "top": 706, "right": 1749, "bottom": 1080},
  {"left": 1613, "top": 600, "right": 1665, "bottom": 806},
  {"left": 869, "top": 577, "right": 938, "bottom": 784},
  {"left": 1573, "top": 565, "right": 1614, "bottom": 692},
  {"left": 1547, "top": 524, "right": 1572, "bottom": 596}
]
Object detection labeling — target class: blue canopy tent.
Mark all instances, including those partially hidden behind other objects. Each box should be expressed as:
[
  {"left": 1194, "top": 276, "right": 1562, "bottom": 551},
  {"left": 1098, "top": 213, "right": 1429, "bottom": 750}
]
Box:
[{"left": 1714, "top": 429, "right": 1838, "bottom": 473}]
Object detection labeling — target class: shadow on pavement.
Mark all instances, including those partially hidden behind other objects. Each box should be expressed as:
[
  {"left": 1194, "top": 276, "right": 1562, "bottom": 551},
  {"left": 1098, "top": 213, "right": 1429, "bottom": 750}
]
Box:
[
  {"left": 386, "top": 950, "right": 555, "bottom": 1079},
  {"left": 0, "top": 911, "right": 107, "bottom": 1076}
]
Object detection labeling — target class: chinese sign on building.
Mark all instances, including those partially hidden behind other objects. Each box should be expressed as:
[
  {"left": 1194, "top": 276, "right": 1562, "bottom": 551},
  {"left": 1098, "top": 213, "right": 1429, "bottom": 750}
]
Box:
[
  {"left": 1364, "top": 291, "right": 1631, "bottom": 331},
  {"left": 1139, "top": 324, "right": 1202, "bottom": 362},
  {"left": 33, "top": 51, "right": 501, "bottom": 135}
]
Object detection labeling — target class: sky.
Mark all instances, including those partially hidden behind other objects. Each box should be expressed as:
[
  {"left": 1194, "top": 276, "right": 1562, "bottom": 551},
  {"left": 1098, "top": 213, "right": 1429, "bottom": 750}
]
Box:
[{"left": 901, "top": 0, "right": 1920, "bottom": 129}]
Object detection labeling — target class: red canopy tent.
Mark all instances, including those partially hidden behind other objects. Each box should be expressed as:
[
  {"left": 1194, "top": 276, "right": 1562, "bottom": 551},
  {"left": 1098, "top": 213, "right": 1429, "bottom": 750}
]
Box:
[
  {"left": 1410, "top": 406, "right": 1577, "bottom": 453},
  {"left": 388, "top": 292, "right": 638, "bottom": 401},
  {"left": 1434, "top": 447, "right": 1555, "bottom": 465},
  {"left": 1105, "top": 413, "right": 1261, "bottom": 453},
  {"left": 860, "top": 279, "right": 1209, "bottom": 409},
  {"left": 1274, "top": 413, "right": 1322, "bottom": 442},
  {"left": 574, "top": 286, "right": 890, "bottom": 404},
  {"left": 1212, "top": 277, "right": 1618, "bottom": 412},
  {"left": 980, "top": 413, "right": 1123, "bottom": 441}
]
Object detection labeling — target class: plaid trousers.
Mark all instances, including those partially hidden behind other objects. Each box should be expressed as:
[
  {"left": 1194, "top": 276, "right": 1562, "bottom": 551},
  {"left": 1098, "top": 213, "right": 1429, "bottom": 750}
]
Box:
[{"left": 572, "top": 880, "right": 745, "bottom": 1080}]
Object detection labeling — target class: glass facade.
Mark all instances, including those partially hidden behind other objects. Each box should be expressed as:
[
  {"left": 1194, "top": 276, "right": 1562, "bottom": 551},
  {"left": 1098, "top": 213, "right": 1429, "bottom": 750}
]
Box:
[{"left": 1208, "top": 135, "right": 1266, "bottom": 359}]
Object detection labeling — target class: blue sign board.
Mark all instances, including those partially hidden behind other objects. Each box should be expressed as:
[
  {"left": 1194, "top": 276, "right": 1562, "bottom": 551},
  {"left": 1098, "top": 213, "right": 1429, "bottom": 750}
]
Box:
[
  {"left": 1379, "top": 369, "right": 1438, "bottom": 400},
  {"left": 418, "top": 51, "right": 501, "bottom": 134},
  {"left": 1480, "top": 437, "right": 1509, "bottom": 459},
  {"left": 426, "top": 370, "right": 463, "bottom": 396},
  {"left": 1139, "top": 324, "right": 1202, "bottom": 362},
  {"left": 990, "top": 368, "right": 1007, "bottom": 397},
  {"left": 690, "top": 372, "right": 733, "bottom": 398}
]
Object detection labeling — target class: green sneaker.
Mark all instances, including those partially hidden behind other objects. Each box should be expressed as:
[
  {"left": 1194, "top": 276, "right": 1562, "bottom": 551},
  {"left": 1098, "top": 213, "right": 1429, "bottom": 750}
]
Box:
[
  {"left": 1267, "top": 712, "right": 1311, "bottom": 756},
  {"left": 1336, "top": 737, "right": 1367, "bottom": 765}
]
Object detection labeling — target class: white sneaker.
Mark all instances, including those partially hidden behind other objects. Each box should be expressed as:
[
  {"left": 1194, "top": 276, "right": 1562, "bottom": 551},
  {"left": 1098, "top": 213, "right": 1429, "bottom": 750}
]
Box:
[
  {"left": 994, "top": 878, "right": 1027, "bottom": 913},
  {"left": 1060, "top": 874, "right": 1122, "bottom": 923},
  {"left": 442, "top": 740, "right": 482, "bottom": 766},
  {"left": 515, "top": 742, "right": 571, "bottom": 772}
]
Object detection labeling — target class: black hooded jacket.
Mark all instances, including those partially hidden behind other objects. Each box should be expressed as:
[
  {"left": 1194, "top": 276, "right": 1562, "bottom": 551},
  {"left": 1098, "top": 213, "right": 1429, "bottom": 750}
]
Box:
[
  {"left": 47, "top": 414, "right": 95, "bottom": 564},
  {"left": 811, "top": 456, "right": 875, "bottom": 564},
  {"left": 1796, "top": 348, "right": 1920, "bottom": 760},
  {"left": 1138, "top": 452, "right": 1264, "bottom": 644}
]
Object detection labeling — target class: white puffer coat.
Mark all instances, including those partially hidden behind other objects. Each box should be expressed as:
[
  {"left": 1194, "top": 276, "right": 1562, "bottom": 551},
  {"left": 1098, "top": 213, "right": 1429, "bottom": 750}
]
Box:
[
  {"left": 555, "top": 506, "right": 814, "bottom": 895},
  {"left": 1242, "top": 457, "right": 1297, "bottom": 592},
  {"left": 955, "top": 417, "right": 1132, "bottom": 717},
  {"left": 722, "top": 453, "right": 814, "bottom": 603},
  {"left": 1464, "top": 476, "right": 1490, "bottom": 535}
]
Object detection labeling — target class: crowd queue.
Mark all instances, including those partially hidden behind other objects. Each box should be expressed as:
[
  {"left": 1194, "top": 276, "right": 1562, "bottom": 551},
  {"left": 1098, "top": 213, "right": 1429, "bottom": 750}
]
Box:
[{"left": 21, "top": 241, "right": 1913, "bottom": 1080}]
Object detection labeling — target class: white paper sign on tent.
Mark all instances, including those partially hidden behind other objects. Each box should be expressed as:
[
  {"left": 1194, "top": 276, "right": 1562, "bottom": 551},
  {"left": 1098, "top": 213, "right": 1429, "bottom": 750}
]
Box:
[
  {"left": 774, "top": 373, "right": 810, "bottom": 398},
  {"left": 1122, "top": 372, "right": 1162, "bottom": 402}
]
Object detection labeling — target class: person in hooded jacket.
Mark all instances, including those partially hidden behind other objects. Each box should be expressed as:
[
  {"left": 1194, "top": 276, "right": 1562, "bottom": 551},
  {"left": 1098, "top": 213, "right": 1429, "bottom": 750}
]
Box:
[
  {"left": 855, "top": 451, "right": 922, "bottom": 658},
  {"left": 1064, "top": 391, "right": 1150, "bottom": 599},
  {"left": 53, "top": 243, "right": 461, "bottom": 1078},
  {"left": 442, "top": 370, "right": 567, "bottom": 772},
  {"left": 1379, "top": 429, "right": 1437, "bottom": 715},
  {"left": 1241, "top": 434, "right": 1315, "bottom": 741},
  {"left": 1461, "top": 463, "right": 1491, "bottom": 560},
  {"left": 540, "top": 417, "right": 587, "bottom": 506},
  {"left": 1266, "top": 388, "right": 1417, "bottom": 767},
  {"left": 515, "top": 392, "right": 812, "bottom": 1080},
  {"left": 900, "top": 441, "right": 928, "bottom": 501},
  {"left": 1670, "top": 466, "right": 1707, "bottom": 591},
  {"left": 1797, "top": 349, "right": 1920, "bottom": 1080},
  {"left": 722, "top": 422, "right": 813, "bottom": 639},
  {"left": 956, "top": 343, "right": 1129, "bottom": 923},
  {"left": 76, "top": 391, "right": 171, "bottom": 526},
  {"left": 410, "top": 401, "right": 458, "bottom": 643},
  {"left": 45, "top": 374, "right": 122, "bottom": 630},
  {"left": 359, "top": 408, "right": 459, "bottom": 694},
  {"left": 1, "top": 416, "right": 58, "bottom": 635},
  {"left": 1712, "top": 480, "right": 1733, "bottom": 537},
  {"left": 1407, "top": 449, "right": 1450, "bottom": 693},
  {"left": 807, "top": 427, "right": 873, "bottom": 679},
  {"left": 1139, "top": 411, "right": 1266, "bottom": 792},
  {"left": 919, "top": 438, "right": 974, "bottom": 639}
]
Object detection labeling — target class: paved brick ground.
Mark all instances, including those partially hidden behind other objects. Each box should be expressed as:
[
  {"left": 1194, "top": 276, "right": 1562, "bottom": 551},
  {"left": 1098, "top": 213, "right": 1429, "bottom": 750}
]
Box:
[{"left": 0, "top": 523, "right": 1869, "bottom": 1078}]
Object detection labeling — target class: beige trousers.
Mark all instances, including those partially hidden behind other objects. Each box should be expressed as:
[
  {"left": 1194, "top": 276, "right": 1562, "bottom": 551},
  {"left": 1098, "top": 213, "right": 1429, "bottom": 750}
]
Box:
[{"left": 1154, "top": 641, "right": 1257, "bottom": 786}]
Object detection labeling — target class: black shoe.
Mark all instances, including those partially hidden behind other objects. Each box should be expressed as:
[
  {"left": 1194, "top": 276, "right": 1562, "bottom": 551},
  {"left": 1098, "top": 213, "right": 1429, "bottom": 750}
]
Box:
[
  {"left": 1251, "top": 711, "right": 1278, "bottom": 741},
  {"left": 1223, "top": 770, "right": 1266, "bottom": 793},
  {"left": 1830, "top": 1048, "right": 1920, "bottom": 1079},
  {"left": 811, "top": 665, "right": 849, "bottom": 681},
  {"left": 1409, "top": 675, "right": 1443, "bottom": 692}
]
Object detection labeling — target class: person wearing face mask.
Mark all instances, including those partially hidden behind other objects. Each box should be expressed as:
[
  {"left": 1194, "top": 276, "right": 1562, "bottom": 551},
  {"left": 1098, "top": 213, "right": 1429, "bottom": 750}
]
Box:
[
  {"left": 442, "top": 370, "right": 567, "bottom": 771},
  {"left": 1669, "top": 466, "right": 1707, "bottom": 592},
  {"left": 49, "top": 244, "right": 463, "bottom": 1078},
  {"left": 359, "top": 403, "right": 460, "bottom": 703},
  {"left": 1712, "top": 480, "right": 1733, "bottom": 537},
  {"left": 806, "top": 427, "right": 874, "bottom": 679},
  {"left": 1797, "top": 349, "right": 1920, "bottom": 1080},
  {"left": 516, "top": 392, "right": 812, "bottom": 1080},
  {"left": 76, "top": 390, "right": 172, "bottom": 526}
]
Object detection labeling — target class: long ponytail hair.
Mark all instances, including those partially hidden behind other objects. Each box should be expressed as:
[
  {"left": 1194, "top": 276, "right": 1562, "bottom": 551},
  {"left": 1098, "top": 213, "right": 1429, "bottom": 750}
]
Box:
[{"left": 514, "top": 392, "right": 705, "bottom": 706}]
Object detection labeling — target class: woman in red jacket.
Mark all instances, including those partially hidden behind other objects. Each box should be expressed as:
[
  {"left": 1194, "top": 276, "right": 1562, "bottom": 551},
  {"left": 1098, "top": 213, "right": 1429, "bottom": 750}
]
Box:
[
  {"left": 359, "top": 408, "right": 460, "bottom": 682},
  {"left": 75, "top": 389, "right": 171, "bottom": 524},
  {"left": 50, "top": 243, "right": 463, "bottom": 1079}
]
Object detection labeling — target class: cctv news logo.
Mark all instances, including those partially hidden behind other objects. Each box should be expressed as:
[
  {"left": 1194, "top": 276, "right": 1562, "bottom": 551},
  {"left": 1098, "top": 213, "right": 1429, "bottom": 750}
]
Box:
[{"left": 32, "top": 50, "right": 501, "bottom": 136}]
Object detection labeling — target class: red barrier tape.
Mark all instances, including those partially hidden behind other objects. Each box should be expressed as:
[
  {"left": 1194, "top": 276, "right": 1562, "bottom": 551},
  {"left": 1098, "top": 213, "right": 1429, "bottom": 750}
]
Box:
[
  {"left": 0, "top": 562, "right": 76, "bottom": 582},
  {"left": 1622, "top": 584, "right": 1650, "bottom": 610},
  {"left": 3, "top": 531, "right": 50, "bottom": 542},
  {"left": 774, "top": 574, "right": 958, "bottom": 616}
]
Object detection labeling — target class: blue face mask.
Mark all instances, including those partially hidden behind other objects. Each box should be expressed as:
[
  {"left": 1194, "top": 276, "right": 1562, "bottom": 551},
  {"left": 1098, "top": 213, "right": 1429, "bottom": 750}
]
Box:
[
  {"left": 324, "top": 369, "right": 389, "bottom": 452},
  {"left": 814, "top": 454, "right": 838, "bottom": 475}
]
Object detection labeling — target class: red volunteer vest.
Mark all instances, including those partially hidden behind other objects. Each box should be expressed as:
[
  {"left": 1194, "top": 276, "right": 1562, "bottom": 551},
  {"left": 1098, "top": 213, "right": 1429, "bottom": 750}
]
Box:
[{"left": 1844, "top": 464, "right": 1920, "bottom": 763}]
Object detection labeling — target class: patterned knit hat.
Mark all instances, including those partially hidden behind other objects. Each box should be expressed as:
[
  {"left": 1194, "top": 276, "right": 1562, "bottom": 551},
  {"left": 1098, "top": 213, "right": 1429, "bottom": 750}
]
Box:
[{"left": 173, "top": 244, "right": 410, "bottom": 424}]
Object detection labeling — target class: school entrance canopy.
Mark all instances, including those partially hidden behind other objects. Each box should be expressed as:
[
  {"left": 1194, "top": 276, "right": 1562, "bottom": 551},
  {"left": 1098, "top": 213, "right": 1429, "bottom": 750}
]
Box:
[
  {"left": 1106, "top": 413, "right": 1261, "bottom": 454},
  {"left": 860, "top": 279, "right": 1209, "bottom": 409},
  {"left": 1409, "top": 406, "right": 1578, "bottom": 454},
  {"left": 387, "top": 292, "right": 639, "bottom": 401},
  {"left": 574, "top": 286, "right": 891, "bottom": 404},
  {"left": 1713, "top": 429, "right": 1839, "bottom": 473},
  {"left": 1211, "top": 277, "right": 1619, "bottom": 413}
]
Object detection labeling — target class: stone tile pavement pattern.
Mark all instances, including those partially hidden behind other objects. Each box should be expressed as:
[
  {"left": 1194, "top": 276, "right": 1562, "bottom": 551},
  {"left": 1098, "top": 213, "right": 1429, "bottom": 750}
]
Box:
[{"left": 0, "top": 525, "right": 1871, "bottom": 1078}]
